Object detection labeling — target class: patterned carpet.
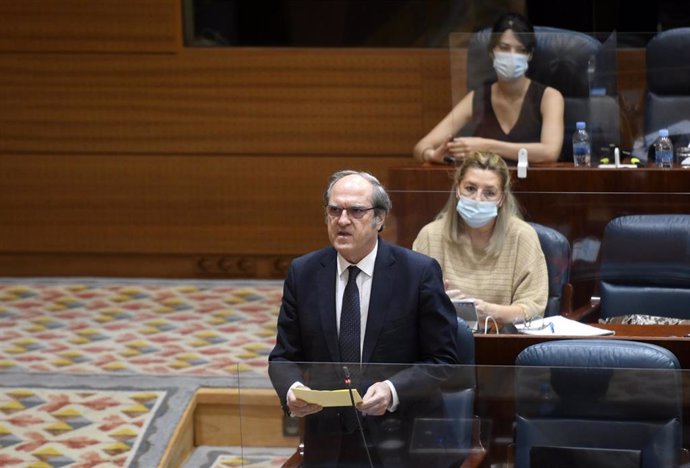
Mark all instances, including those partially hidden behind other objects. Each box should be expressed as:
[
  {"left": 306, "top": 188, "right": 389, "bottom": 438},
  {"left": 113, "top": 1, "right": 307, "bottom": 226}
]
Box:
[
  {"left": 0, "top": 278, "right": 287, "bottom": 468},
  {"left": 0, "top": 387, "right": 165, "bottom": 467},
  {"left": 0, "top": 279, "right": 283, "bottom": 377},
  {"left": 182, "top": 447, "right": 295, "bottom": 468}
]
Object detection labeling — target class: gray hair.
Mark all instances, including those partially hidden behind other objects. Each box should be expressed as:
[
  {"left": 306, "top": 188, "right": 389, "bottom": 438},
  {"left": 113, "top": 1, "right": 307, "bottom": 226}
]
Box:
[{"left": 323, "top": 170, "right": 392, "bottom": 230}]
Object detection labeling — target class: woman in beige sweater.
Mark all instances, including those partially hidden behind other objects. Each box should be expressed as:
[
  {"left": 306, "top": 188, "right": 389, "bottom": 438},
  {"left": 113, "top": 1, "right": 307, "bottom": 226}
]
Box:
[{"left": 413, "top": 151, "right": 547, "bottom": 324}]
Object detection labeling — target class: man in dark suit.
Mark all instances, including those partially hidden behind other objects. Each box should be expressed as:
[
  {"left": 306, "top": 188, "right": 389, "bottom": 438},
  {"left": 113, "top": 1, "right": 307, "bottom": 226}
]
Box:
[{"left": 269, "top": 170, "right": 459, "bottom": 467}]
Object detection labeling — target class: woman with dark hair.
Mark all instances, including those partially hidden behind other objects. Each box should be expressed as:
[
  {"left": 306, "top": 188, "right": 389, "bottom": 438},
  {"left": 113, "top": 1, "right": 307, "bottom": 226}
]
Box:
[
  {"left": 414, "top": 12, "right": 564, "bottom": 164},
  {"left": 413, "top": 151, "right": 548, "bottom": 324}
]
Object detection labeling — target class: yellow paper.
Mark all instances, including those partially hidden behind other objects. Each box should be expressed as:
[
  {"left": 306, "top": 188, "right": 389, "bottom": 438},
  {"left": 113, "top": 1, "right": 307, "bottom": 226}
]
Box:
[{"left": 293, "top": 387, "right": 362, "bottom": 407}]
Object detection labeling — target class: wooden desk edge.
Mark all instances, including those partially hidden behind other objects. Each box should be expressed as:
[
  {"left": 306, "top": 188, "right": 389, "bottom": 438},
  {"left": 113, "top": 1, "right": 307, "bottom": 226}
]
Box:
[{"left": 474, "top": 324, "right": 690, "bottom": 368}]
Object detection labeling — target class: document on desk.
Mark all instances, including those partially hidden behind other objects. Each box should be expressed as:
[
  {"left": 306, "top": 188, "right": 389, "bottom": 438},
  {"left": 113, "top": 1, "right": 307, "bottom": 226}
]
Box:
[
  {"left": 293, "top": 387, "right": 363, "bottom": 407},
  {"left": 515, "top": 315, "right": 614, "bottom": 336}
]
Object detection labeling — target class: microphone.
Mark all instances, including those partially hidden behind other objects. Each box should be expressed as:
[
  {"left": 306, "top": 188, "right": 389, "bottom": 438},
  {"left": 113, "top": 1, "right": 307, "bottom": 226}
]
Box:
[{"left": 343, "top": 366, "right": 374, "bottom": 468}]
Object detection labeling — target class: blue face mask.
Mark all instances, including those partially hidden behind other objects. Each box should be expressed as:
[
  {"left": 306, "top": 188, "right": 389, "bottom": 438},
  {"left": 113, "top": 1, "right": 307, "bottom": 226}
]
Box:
[
  {"left": 456, "top": 196, "right": 499, "bottom": 228},
  {"left": 492, "top": 51, "right": 529, "bottom": 81}
]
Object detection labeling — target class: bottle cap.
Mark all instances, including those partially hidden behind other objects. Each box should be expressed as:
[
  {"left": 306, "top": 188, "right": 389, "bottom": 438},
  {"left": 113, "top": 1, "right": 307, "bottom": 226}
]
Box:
[
  {"left": 576, "top": 121, "right": 586, "bottom": 130},
  {"left": 659, "top": 129, "right": 669, "bottom": 137}
]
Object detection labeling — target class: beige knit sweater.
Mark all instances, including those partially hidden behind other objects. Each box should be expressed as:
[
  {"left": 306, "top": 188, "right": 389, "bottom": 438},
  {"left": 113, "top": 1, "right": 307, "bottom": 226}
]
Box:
[{"left": 413, "top": 216, "right": 548, "bottom": 320}]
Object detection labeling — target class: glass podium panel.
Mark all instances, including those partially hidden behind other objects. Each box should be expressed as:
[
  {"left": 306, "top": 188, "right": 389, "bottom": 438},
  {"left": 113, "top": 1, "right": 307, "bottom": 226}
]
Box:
[{"left": 235, "top": 362, "right": 687, "bottom": 467}]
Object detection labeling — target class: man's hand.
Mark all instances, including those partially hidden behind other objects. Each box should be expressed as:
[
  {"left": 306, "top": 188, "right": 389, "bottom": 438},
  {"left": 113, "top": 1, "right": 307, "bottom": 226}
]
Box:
[
  {"left": 287, "top": 386, "right": 322, "bottom": 417},
  {"left": 358, "top": 381, "right": 392, "bottom": 416}
]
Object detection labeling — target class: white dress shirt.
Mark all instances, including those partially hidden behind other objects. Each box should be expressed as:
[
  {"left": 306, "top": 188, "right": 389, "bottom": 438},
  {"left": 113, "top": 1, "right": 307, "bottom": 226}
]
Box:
[
  {"left": 336, "top": 241, "right": 399, "bottom": 412},
  {"left": 335, "top": 243, "right": 377, "bottom": 352}
]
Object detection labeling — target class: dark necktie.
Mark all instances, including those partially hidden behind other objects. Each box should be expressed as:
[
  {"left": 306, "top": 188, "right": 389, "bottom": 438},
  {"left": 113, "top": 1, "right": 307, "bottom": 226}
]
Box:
[{"left": 339, "top": 265, "right": 361, "bottom": 363}]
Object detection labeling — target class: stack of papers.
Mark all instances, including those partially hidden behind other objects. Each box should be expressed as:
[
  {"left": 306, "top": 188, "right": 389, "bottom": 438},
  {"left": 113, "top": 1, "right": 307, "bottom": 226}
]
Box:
[
  {"left": 293, "top": 387, "right": 362, "bottom": 407},
  {"left": 514, "top": 315, "right": 614, "bottom": 336}
]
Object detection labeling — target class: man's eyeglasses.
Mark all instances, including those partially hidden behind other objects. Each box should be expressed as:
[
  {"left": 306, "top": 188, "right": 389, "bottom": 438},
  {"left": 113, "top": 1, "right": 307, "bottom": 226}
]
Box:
[{"left": 326, "top": 205, "right": 376, "bottom": 219}]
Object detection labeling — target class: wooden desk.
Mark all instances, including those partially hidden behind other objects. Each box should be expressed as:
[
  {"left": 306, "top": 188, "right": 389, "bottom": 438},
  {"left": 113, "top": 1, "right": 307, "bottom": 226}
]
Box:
[
  {"left": 388, "top": 165, "right": 690, "bottom": 304},
  {"left": 475, "top": 324, "right": 690, "bottom": 368}
]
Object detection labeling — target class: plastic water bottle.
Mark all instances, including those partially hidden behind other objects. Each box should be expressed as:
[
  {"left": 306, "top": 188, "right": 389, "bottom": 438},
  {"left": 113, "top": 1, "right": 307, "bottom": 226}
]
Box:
[
  {"left": 654, "top": 129, "right": 674, "bottom": 168},
  {"left": 572, "top": 121, "right": 591, "bottom": 167}
]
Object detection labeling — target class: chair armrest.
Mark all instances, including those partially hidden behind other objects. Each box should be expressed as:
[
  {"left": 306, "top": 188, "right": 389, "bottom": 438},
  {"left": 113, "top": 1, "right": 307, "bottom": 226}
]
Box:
[
  {"left": 281, "top": 443, "right": 303, "bottom": 468},
  {"left": 460, "top": 448, "right": 487, "bottom": 468},
  {"left": 506, "top": 442, "right": 516, "bottom": 467},
  {"left": 558, "top": 283, "right": 574, "bottom": 316},
  {"left": 563, "top": 301, "right": 600, "bottom": 322},
  {"left": 459, "top": 416, "right": 488, "bottom": 468}
]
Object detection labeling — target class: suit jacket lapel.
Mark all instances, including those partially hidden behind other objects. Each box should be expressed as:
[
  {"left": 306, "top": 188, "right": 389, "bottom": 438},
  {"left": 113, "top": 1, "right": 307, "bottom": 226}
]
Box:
[
  {"left": 317, "top": 249, "right": 340, "bottom": 363},
  {"left": 362, "top": 239, "right": 395, "bottom": 362}
]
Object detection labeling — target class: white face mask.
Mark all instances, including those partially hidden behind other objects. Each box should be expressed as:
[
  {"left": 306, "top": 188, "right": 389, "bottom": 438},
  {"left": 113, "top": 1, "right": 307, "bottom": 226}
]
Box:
[
  {"left": 456, "top": 196, "right": 498, "bottom": 228},
  {"left": 492, "top": 51, "right": 529, "bottom": 81}
]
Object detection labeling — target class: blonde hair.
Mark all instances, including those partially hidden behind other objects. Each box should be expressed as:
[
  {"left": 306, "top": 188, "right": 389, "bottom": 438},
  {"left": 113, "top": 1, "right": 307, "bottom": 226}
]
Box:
[{"left": 438, "top": 151, "right": 521, "bottom": 256}]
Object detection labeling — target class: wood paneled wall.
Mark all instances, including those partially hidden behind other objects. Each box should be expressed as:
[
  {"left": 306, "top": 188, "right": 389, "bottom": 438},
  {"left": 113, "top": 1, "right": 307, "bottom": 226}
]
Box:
[
  {"left": 0, "top": 49, "right": 452, "bottom": 156},
  {"left": 0, "top": 0, "right": 454, "bottom": 278},
  {"left": 0, "top": 0, "right": 179, "bottom": 53},
  {"left": 0, "top": 1, "right": 646, "bottom": 279}
]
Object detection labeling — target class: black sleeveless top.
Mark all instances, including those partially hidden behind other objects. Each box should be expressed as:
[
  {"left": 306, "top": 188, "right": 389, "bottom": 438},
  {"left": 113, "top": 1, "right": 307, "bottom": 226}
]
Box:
[{"left": 470, "top": 80, "right": 546, "bottom": 144}]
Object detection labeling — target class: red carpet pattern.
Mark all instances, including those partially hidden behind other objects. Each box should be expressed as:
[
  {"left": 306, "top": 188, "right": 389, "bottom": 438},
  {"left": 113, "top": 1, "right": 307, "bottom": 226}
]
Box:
[
  {"left": 0, "top": 387, "right": 164, "bottom": 467},
  {"left": 0, "top": 281, "right": 283, "bottom": 377}
]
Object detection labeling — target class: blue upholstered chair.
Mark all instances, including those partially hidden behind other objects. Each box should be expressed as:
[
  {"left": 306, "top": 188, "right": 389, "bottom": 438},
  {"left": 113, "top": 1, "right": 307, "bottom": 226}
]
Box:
[
  {"left": 440, "top": 317, "right": 476, "bottom": 420},
  {"left": 466, "top": 27, "right": 599, "bottom": 99},
  {"left": 440, "top": 317, "right": 476, "bottom": 424},
  {"left": 465, "top": 27, "right": 619, "bottom": 162},
  {"left": 514, "top": 339, "right": 682, "bottom": 468},
  {"left": 528, "top": 222, "right": 572, "bottom": 317},
  {"left": 598, "top": 214, "right": 690, "bottom": 321},
  {"left": 455, "top": 317, "right": 475, "bottom": 365},
  {"left": 427, "top": 318, "right": 479, "bottom": 467},
  {"left": 644, "top": 28, "right": 690, "bottom": 151}
]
